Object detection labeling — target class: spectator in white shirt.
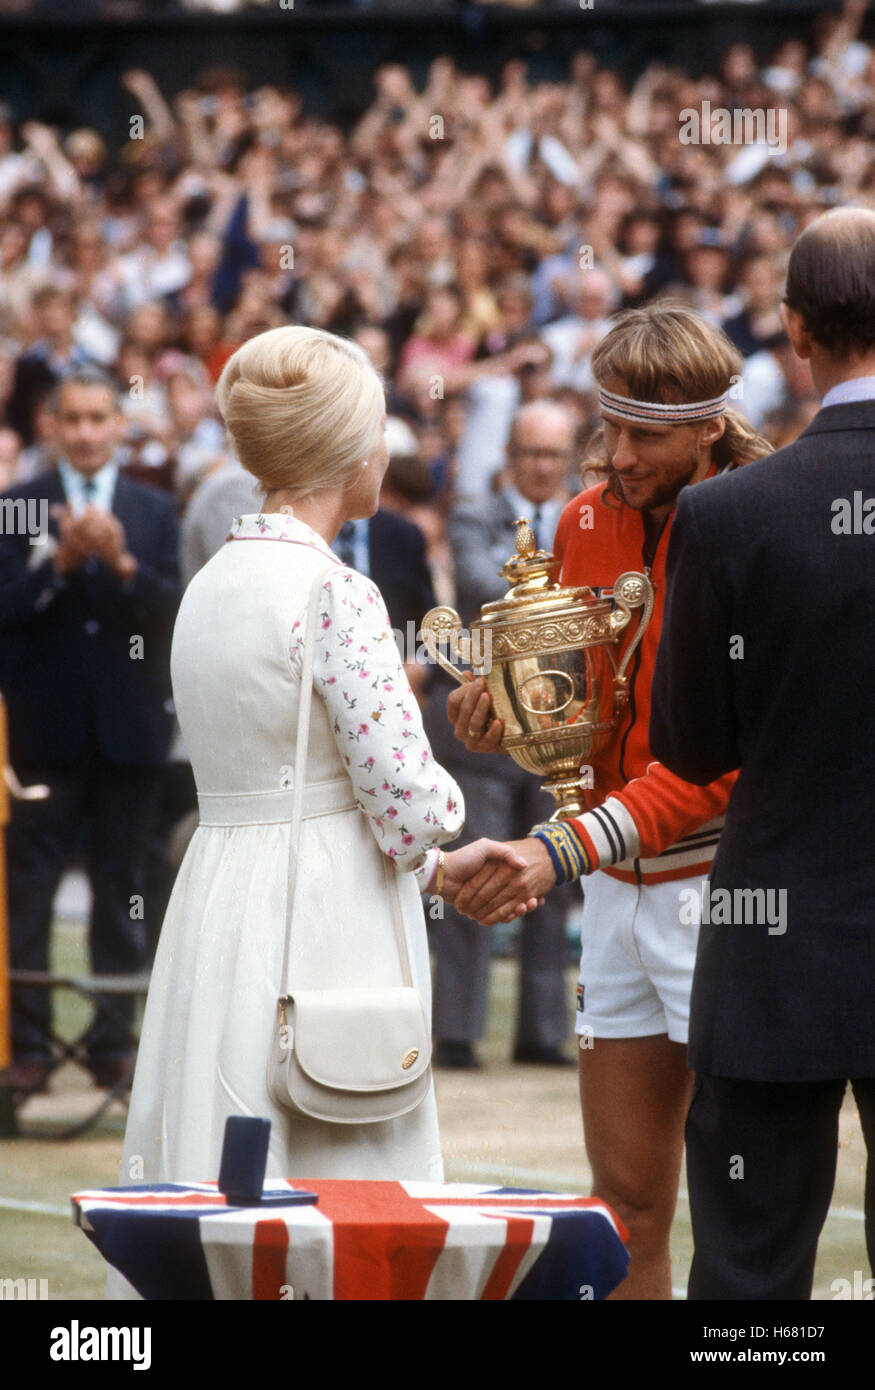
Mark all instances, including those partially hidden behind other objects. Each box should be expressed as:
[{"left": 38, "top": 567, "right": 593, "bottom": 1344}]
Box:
[
  {"left": 540, "top": 267, "right": 617, "bottom": 393},
  {"left": 117, "top": 198, "right": 191, "bottom": 314}
]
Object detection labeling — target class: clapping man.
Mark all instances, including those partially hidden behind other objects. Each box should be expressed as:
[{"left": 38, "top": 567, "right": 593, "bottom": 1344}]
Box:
[{"left": 0, "top": 368, "right": 180, "bottom": 1093}]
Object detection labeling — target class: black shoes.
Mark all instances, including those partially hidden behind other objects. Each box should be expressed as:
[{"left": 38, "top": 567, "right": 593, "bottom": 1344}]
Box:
[
  {"left": 434, "top": 1040, "right": 481, "bottom": 1070},
  {"left": 5, "top": 1058, "right": 52, "bottom": 1096},
  {"left": 88, "top": 1054, "right": 136, "bottom": 1090},
  {"left": 512, "top": 1044, "right": 574, "bottom": 1067},
  {"left": 5, "top": 1054, "right": 137, "bottom": 1095}
]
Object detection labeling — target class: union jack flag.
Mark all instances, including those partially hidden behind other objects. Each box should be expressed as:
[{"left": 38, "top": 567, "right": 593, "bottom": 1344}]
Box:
[{"left": 73, "top": 1179, "right": 629, "bottom": 1301}]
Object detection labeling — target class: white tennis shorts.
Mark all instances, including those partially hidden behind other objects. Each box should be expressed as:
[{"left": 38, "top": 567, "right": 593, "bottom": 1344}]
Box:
[{"left": 575, "top": 870, "right": 702, "bottom": 1044}]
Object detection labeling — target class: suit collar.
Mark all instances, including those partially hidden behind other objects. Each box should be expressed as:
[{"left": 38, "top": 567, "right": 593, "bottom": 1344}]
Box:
[
  {"left": 23, "top": 466, "right": 66, "bottom": 503},
  {"left": 796, "top": 399, "right": 875, "bottom": 439},
  {"left": 495, "top": 489, "right": 522, "bottom": 524},
  {"left": 496, "top": 487, "right": 567, "bottom": 524}
]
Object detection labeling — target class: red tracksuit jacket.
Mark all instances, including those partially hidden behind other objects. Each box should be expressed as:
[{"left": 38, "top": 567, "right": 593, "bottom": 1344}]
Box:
[{"left": 552, "top": 475, "right": 737, "bottom": 885}]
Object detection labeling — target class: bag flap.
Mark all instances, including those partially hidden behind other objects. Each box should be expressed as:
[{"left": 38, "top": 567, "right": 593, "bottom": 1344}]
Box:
[{"left": 287, "top": 988, "right": 431, "bottom": 1091}]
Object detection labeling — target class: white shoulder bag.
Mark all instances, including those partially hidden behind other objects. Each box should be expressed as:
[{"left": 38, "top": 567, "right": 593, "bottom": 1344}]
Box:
[{"left": 267, "top": 563, "right": 432, "bottom": 1124}]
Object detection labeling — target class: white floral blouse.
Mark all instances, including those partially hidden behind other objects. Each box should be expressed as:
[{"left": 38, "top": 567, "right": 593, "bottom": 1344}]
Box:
[{"left": 228, "top": 511, "right": 464, "bottom": 890}]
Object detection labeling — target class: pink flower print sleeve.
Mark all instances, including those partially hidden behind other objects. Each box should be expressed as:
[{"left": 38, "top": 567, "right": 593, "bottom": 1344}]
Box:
[{"left": 290, "top": 567, "right": 464, "bottom": 884}]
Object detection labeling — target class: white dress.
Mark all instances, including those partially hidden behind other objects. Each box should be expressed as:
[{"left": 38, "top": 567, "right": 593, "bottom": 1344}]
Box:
[{"left": 118, "top": 511, "right": 464, "bottom": 1192}]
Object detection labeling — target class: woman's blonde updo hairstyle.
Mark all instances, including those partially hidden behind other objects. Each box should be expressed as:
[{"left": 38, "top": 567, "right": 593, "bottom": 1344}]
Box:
[{"left": 215, "top": 325, "right": 385, "bottom": 497}]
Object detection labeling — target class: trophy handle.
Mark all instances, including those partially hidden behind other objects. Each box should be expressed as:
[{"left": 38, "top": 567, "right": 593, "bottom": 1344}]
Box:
[
  {"left": 609, "top": 572, "right": 654, "bottom": 707},
  {"left": 420, "top": 606, "right": 473, "bottom": 685}
]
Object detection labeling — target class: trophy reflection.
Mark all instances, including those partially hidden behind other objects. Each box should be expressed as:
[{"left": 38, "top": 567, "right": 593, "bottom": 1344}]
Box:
[{"left": 421, "top": 518, "right": 654, "bottom": 820}]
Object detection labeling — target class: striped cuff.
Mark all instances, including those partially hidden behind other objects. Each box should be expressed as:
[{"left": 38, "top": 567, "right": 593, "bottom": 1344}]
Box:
[
  {"left": 567, "top": 796, "right": 641, "bottom": 870},
  {"left": 531, "top": 822, "right": 594, "bottom": 885}
]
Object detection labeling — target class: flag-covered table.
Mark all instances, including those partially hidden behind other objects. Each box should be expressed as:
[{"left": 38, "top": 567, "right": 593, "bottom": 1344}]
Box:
[{"left": 73, "top": 1179, "right": 629, "bottom": 1300}]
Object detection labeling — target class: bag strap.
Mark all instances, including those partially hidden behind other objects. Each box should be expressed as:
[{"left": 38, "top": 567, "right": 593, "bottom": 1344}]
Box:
[{"left": 279, "top": 562, "right": 416, "bottom": 1000}]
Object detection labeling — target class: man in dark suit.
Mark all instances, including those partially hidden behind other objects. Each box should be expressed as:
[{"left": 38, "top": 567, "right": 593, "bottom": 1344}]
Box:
[
  {"left": 427, "top": 399, "right": 577, "bottom": 1069},
  {"left": 650, "top": 207, "right": 875, "bottom": 1299},
  {"left": 0, "top": 368, "right": 180, "bottom": 1093}
]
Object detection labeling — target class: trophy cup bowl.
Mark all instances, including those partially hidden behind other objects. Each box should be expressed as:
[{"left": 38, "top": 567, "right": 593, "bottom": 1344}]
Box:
[{"left": 421, "top": 518, "right": 654, "bottom": 820}]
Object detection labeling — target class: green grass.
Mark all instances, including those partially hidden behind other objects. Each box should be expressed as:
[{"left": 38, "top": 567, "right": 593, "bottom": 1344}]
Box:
[{"left": 0, "top": 915, "right": 869, "bottom": 1300}]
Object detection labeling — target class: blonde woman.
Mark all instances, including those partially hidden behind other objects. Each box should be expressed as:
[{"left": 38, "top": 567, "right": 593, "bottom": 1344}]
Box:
[{"left": 117, "top": 326, "right": 537, "bottom": 1206}]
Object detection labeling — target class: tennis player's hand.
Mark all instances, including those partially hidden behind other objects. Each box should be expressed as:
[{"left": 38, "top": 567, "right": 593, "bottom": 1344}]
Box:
[{"left": 447, "top": 673, "right": 504, "bottom": 753}]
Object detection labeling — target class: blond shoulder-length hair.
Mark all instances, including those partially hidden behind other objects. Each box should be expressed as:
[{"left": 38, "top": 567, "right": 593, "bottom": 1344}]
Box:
[
  {"left": 215, "top": 325, "right": 385, "bottom": 496},
  {"left": 583, "top": 301, "right": 772, "bottom": 493}
]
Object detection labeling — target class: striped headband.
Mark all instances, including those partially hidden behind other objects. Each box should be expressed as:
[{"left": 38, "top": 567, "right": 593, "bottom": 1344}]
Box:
[{"left": 598, "top": 385, "right": 729, "bottom": 424}]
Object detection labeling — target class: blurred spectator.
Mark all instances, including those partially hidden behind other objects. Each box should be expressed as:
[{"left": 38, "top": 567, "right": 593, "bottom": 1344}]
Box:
[
  {"left": 15, "top": 391, "right": 57, "bottom": 482},
  {"left": 540, "top": 267, "right": 617, "bottom": 391},
  {"left": 163, "top": 360, "right": 226, "bottom": 502},
  {"left": 116, "top": 198, "right": 191, "bottom": 313},
  {"left": 180, "top": 454, "right": 258, "bottom": 584},
  {"left": 7, "top": 287, "right": 95, "bottom": 444},
  {"left": 741, "top": 329, "right": 819, "bottom": 430},
  {"left": 722, "top": 251, "right": 785, "bottom": 357},
  {"left": 0, "top": 424, "right": 21, "bottom": 489},
  {"left": 397, "top": 284, "right": 477, "bottom": 396}
]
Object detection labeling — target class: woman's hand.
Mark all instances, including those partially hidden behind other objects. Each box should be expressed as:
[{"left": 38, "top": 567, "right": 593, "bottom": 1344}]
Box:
[
  {"left": 453, "top": 838, "right": 558, "bottom": 926},
  {"left": 438, "top": 839, "right": 544, "bottom": 923}
]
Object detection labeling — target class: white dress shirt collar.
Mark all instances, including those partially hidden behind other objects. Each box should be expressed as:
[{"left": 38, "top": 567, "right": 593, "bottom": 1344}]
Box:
[
  {"left": 503, "top": 484, "right": 563, "bottom": 551},
  {"left": 57, "top": 458, "right": 119, "bottom": 515},
  {"left": 821, "top": 376, "right": 875, "bottom": 408}
]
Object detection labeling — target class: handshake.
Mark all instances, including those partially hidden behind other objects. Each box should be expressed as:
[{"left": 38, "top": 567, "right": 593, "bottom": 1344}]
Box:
[{"left": 433, "top": 835, "right": 558, "bottom": 926}]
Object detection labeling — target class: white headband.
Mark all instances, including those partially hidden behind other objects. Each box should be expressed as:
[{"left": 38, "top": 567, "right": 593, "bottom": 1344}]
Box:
[{"left": 598, "top": 385, "right": 729, "bottom": 425}]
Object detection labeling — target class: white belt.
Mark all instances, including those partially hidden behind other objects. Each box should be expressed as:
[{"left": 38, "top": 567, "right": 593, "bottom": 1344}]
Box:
[{"left": 197, "top": 778, "right": 359, "bottom": 826}]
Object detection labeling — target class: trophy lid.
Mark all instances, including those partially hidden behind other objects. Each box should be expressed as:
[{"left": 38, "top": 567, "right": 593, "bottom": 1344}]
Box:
[{"left": 478, "top": 517, "right": 599, "bottom": 622}]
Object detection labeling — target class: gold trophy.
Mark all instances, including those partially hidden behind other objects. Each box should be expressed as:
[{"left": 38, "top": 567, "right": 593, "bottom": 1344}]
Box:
[{"left": 420, "top": 518, "right": 654, "bottom": 820}]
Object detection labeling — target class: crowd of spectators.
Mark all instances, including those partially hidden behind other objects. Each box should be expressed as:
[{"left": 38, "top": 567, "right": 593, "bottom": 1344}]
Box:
[{"left": 1, "top": 2, "right": 873, "bottom": 596}]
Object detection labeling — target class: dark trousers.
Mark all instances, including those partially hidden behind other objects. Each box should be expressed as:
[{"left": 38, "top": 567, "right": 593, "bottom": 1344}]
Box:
[
  {"left": 686, "top": 1073, "right": 875, "bottom": 1299},
  {"left": 7, "top": 755, "right": 161, "bottom": 1063},
  {"left": 430, "top": 760, "right": 574, "bottom": 1050}
]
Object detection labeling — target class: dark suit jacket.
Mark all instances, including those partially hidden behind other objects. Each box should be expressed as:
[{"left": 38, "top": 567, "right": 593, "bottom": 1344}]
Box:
[
  {"left": 650, "top": 401, "right": 875, "bottom": 1081},
  {"left": 0, "top": 466, "right": 180, "bottom": 768},
  {"left": 367, "top": 508, "right": 436, "bottom": 641}
]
